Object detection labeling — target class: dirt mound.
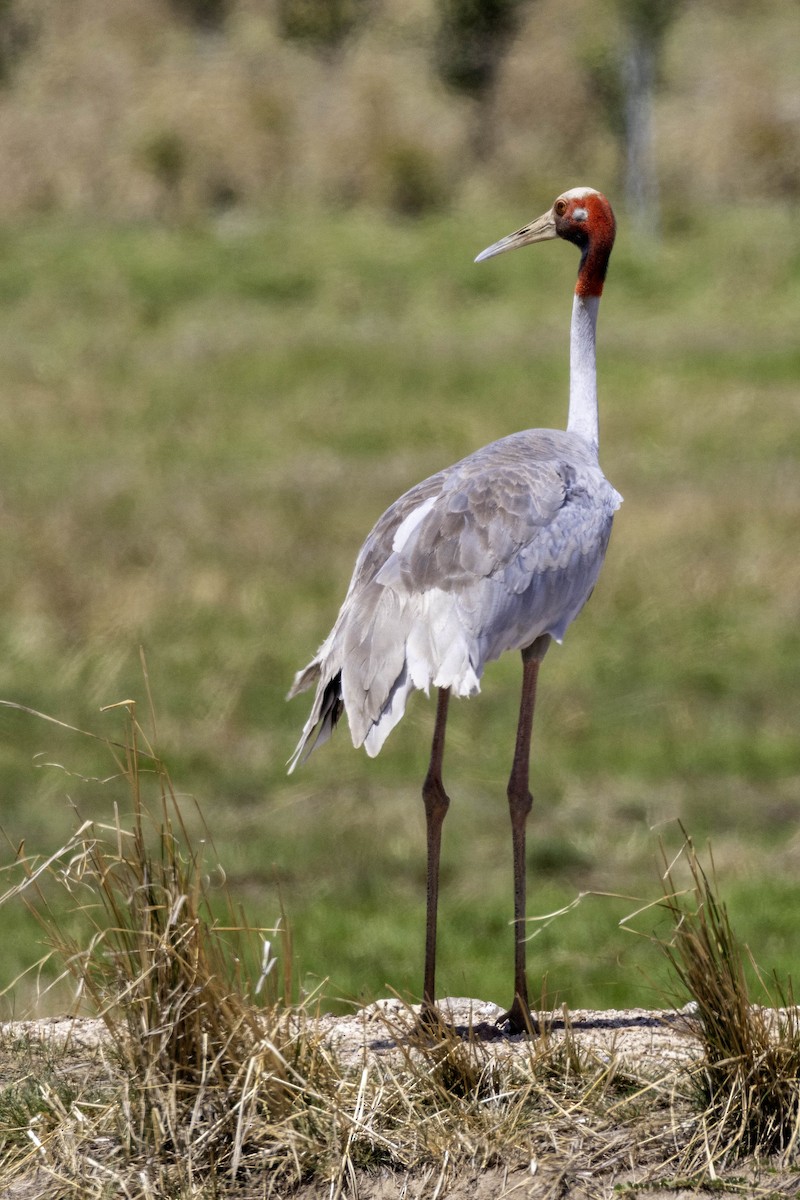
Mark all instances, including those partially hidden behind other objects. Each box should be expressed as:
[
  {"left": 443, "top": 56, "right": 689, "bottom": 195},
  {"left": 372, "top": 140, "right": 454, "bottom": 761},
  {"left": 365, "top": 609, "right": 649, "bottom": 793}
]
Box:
[{"left": 2, "top": 1002, "right": 796, "bottom": 1200}]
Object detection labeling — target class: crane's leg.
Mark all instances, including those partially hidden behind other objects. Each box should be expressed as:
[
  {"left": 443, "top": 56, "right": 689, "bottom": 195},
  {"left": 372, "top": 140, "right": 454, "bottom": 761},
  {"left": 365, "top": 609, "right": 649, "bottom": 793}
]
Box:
[
  {"left": 500, "top": 634, "right": 550, "bottom": 1035},
  {"left": 420, "top": 687, "right": 451, "bottom": 1027}
]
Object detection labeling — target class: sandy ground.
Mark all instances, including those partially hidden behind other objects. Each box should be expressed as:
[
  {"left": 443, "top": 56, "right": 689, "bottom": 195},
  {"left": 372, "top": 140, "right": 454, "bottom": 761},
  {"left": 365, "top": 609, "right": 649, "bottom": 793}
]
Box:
[{"left": 321, "top": 995, "right": 704, "bottom": 1069}]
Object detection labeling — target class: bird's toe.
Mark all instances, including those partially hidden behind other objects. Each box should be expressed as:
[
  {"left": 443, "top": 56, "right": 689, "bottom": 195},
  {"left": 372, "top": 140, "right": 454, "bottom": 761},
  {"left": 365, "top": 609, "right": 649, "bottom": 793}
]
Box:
[{"left": 496, "top": 997, "right": 538, "bottom": 1037}]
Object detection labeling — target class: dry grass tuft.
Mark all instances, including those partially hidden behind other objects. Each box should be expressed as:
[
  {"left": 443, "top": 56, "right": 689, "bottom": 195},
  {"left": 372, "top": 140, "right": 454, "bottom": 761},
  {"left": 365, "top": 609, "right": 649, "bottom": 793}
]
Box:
[
  {"left": 661, "top": 832, "right": 800, "bottom": 1167},
  {"left": 362, "top": 998, "right": 653, "bottom": 1179},
  {"left": 1, "top": 697, "right": 337, "bottom": 1193}
]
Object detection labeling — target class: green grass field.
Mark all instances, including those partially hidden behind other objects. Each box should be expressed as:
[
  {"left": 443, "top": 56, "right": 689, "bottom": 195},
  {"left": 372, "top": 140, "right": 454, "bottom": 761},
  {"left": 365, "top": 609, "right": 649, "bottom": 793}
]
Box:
[{"left": 0, "top": 200, "right": 798, "bottom": 1018}]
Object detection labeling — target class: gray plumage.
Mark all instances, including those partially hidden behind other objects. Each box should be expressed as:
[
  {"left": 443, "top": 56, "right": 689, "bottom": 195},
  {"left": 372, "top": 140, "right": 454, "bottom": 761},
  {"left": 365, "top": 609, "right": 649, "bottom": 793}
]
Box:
[{"left": 288, "top": 426, "right": 622, "bottom": 770}]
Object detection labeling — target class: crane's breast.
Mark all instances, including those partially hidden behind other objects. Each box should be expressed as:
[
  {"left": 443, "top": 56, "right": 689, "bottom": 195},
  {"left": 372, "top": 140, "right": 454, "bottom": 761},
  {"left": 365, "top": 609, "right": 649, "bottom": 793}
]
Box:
[{"left": 469, "top": 473, "right": 617, "bottom": 659}]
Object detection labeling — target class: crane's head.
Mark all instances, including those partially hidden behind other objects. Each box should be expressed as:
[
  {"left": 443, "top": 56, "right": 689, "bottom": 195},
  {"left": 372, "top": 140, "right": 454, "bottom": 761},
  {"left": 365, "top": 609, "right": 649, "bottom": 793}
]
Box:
[{"left": 475, "top": 187, "right": 616, "bottom": 297}]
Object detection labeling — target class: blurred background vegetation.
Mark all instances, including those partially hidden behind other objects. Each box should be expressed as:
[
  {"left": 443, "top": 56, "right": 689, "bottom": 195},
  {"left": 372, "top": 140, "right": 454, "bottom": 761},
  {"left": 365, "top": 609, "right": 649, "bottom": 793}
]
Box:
[
  {"left": 0, "top": 0, "right": 797, "bottom": 1018},
  {"left": 0, "top": 0, "right": 795, "bottom": 221}
]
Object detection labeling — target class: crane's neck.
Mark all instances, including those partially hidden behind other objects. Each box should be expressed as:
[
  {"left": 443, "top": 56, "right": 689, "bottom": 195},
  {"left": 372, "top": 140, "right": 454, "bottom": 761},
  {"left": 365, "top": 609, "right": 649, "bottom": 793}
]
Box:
[{"left": 567, "top": 292, "right": 600, "bottom": 452}]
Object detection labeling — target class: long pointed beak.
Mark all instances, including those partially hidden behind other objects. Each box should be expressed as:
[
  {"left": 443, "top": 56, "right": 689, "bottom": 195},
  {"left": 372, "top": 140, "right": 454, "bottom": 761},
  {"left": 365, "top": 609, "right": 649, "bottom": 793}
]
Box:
[{"left": 474, "top": 207, "right": 558, "bottom": 263}]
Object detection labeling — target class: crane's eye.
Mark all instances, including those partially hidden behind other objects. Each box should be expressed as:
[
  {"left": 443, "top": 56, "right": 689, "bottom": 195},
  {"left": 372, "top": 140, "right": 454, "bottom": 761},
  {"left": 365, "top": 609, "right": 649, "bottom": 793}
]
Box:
[{"left": 554, "top": 199, "right": 568, "bottom": 217}]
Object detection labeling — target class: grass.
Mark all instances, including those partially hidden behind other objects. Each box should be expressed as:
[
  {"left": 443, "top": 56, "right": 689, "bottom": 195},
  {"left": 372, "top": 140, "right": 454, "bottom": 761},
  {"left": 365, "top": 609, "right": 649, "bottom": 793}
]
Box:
[
  {"left": 0, "top": 703, "right": 320, "bottom": 1193},
  {"left": 0, "top": 198, "right": 797, "bottom": 1015},
  {"left": 661, "top": 833, "right": 800, "bottom": 1165},
  {"left": 1, "top": 732, "right": 799, "bottom": 1197}
]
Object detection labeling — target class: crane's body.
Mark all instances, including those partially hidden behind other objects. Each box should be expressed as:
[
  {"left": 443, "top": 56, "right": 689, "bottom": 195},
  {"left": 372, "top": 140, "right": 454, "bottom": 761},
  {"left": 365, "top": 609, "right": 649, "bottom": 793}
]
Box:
[
  {"left": 289, "top": 427, "right": 620, "bottom": 766},
  {"left": 289, "top": 187, "right": 620, "bottom": 1034}
]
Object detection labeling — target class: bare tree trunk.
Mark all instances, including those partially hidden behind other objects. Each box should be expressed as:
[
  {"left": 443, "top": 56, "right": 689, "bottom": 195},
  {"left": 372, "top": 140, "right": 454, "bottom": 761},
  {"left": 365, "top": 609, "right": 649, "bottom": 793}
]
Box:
[{"left": 623, "top": 24, "right": 659, "bottom": 236}]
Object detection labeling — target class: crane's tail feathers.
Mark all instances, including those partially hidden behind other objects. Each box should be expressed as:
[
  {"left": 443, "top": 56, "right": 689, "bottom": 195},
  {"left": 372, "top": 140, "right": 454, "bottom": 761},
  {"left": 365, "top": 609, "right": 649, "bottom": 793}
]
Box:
[
  {"left": 287, "top": 660, "right": 321, "bottom": 700},
  {"left": 360, "top": 663, "right": 415, "bottom": 757},
  {"left": 287, "top": 671, "right": 344, "bottom": 773}
]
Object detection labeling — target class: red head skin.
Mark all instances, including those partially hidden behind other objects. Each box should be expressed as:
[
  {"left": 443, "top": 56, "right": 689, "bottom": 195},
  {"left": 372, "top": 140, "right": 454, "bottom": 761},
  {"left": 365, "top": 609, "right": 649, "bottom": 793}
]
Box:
[
  {"left": 474, "top": 186, "right": 617, "bottom": 301},
  {"left": 553, "top": 190, "right": 617, "bottom": 298}
]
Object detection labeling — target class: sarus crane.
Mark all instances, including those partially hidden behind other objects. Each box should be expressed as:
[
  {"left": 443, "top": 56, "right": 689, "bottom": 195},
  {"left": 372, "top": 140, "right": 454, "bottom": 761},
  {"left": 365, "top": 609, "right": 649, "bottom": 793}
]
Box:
[{"left": 288, "top": 187, "right": 621, "bottom": 1034}]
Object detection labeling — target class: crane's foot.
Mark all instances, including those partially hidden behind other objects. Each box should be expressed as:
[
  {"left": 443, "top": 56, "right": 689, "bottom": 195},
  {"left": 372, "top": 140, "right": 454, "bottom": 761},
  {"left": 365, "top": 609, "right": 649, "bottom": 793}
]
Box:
[
  {"left": 415, "top": 999, "right": 539, "bottom": 1041},
  {"left": 417, "top": 1004, "right": 505, "bottom": 1043},
  {"left": 415, "top": 1001, "right": 454, "bottom": 1040},
  {"left": 496, "top": 995, "right": 538, "bottom": 1037}
]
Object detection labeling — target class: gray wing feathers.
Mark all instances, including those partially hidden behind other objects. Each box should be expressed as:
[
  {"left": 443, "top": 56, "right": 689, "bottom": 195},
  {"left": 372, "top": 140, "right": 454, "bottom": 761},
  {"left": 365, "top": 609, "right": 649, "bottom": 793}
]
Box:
[
  {"left": 377, "top": 455, "right": 567, "bottom": 593},
  {"left": 289, "top": 429, "right": 621, "bottom": 767}
]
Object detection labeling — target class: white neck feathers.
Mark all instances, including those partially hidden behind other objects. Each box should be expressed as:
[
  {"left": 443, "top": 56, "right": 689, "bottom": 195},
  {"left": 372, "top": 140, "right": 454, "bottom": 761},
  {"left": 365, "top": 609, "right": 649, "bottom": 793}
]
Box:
[{"left": 567, "top": 292, "right": 600, "bottom": 452}]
